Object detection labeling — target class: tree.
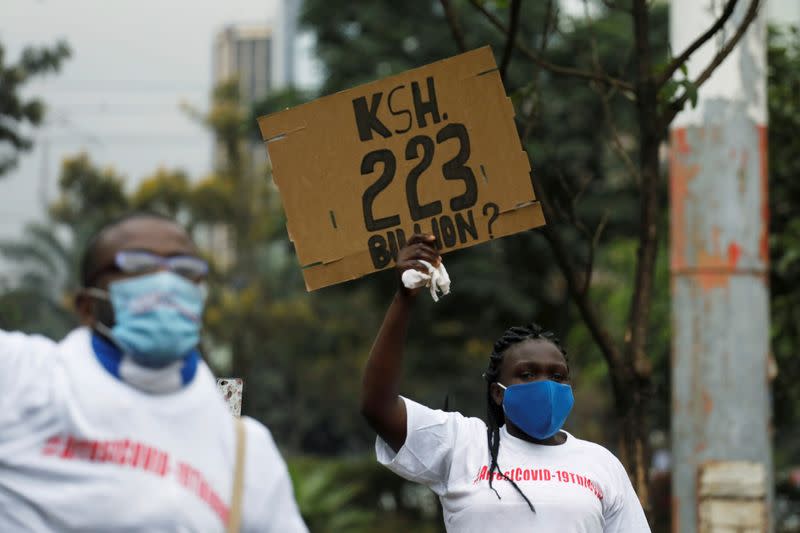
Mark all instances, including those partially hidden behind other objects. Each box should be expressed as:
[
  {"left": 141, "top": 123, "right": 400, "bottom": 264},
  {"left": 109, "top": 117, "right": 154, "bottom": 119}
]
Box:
[
  {"left": 0, "top": 40, "right": 70, "bottom": 177},
  {"left": 454, "top": 0, "right": 761, "bottom": 509},
  {"left": 0, "top": 153, "right": 128, "bottom": 336},
  {"left": 131, "top": 168, "right": 192, "bottom": 220},
  {"left": 301, "top": 0, "right": 763, "bottom": 512},
  {"left": 183, "top": 79, "right": 278, "bottom": 381},
  {"left": 768, "top": 26, "right": 800, "bottom": 470},
  {"left": 0, "top": 222, "right": 77, "bottom": 337}
]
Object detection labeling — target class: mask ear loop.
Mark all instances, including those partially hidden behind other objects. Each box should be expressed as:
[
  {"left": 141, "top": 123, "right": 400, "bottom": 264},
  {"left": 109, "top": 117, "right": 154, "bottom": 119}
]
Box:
[
  {"left": 82, "top": 287, "right": 110, "bottom": 301},
  {"left": 81, "top": 287, "right": 126, "bottom": 353}
]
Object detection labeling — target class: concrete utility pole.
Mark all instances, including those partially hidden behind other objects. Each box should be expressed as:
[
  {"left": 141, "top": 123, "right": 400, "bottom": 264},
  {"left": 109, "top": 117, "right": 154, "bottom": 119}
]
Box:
[{"left": 670, "top": 1, "right": 771, "bottom": 532}]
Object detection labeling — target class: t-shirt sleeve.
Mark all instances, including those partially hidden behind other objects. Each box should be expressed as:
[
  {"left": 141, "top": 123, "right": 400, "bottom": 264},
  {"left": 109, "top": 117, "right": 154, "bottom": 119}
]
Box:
[
  {"left": 603, "top": 453, "right": 651, "bottom": 533},
  {"left": 241, "top": 418, "right": 308, "bottom": 533},
  {"left": 375, "top": 396, "right": 475, "bottom": 495},
  {"left": 0, "top": 330, "right": 56, "bottom": 428}
]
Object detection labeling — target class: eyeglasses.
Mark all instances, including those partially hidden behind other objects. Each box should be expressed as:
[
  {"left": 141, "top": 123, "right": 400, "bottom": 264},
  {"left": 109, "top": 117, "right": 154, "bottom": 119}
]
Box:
[{"left": 89, "top": 250, "right": 209, "bottom": 284}]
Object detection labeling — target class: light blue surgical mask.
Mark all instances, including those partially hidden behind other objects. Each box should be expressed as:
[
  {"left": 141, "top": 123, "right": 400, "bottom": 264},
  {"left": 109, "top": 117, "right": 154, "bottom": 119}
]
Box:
[
  {"left": 89, "top": 271, "right": 206, "bottom": 367},
  {"left": 498, "top": 380, "right": 574, "bottom": 440}
]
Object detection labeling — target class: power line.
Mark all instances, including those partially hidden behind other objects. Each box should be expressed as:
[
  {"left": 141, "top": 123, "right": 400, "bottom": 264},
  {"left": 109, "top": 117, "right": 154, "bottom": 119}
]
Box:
[{"left": 39, "top": 80, "right": 208, "bottom": 92}]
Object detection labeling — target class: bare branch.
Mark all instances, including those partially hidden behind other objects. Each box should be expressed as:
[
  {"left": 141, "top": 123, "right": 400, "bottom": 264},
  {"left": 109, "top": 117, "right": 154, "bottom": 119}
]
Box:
[
  {"left": 520, "top": 95, "right": 538, "bottom": 145},
  {"left": 602, "top": 0, "right": 632, "bottom": 13},
  {"left": 623, "top": 0, "right": 660, "bottom": 387},
  {"left": 601, "top": 88, "right": 641, "bottom": 185},
  {"left": 661, "top": 0, "right": 761, "bottom": 128},
  {"left": 540, "top": 0, "right": 556, "bottom": 52},
  {"left": 572, "top": 173, "right": 593, "bottom": 208},
  {"left": 582, "top": 2, "right": 641, "bottom": 186},
  {"left": 500, "top": 0, "right": 523, "bottom": 82},
  {"left": 512, "top": 1, "right": 556, "bottom": 145},
  {"left": 439, "top": 0, "right": 467, "bottom": 53},
  {"left": 528, "top": 168, "right": 624, "bottom": 373},
  {"left": 583, "top": 211, "right": 610, "bottom": 295},
  {"left": 656, "top": 0, "right": 739, "bottom": 89},
  {"left": 467, "top": 0, "right": 636, "bottom": 93}
]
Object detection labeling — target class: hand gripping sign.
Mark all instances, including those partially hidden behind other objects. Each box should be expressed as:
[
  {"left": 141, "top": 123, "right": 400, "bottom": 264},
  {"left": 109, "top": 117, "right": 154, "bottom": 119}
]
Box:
[{"left": 258, "top": 47, "right": 546, "bottom": 291}]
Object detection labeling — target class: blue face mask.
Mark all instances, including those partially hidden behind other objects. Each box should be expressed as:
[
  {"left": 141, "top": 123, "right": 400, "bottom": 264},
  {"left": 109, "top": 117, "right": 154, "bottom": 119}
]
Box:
[
  {"left": 498, "top": 380, "right": 574, "bottom": 440},
  {"left": 91, "top": 271, "right": 206, "bottom": 367}
]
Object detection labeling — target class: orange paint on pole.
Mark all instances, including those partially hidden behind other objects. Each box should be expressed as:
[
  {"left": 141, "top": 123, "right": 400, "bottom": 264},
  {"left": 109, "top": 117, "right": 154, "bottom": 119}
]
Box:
[
  {"left": 669, "top": 128, "right": 699, "bottom": 272},
  {"left": 727, "top": 242, "right": 742, "bottom": 268}
]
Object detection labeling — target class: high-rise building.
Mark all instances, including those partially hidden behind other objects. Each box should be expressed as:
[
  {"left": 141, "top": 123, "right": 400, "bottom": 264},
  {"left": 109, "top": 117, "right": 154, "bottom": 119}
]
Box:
[
  {"left": 273, "top": 0, "right": 302, "bottom": 89},
  {"left": 213, "top": 24, "right": 274, "bottom": 109},
  {"left": 211, "top": 23, "right": 276, "bottom": 176},
  {"left": 208, "top": 24, "right": 277, "bottom": 269}
]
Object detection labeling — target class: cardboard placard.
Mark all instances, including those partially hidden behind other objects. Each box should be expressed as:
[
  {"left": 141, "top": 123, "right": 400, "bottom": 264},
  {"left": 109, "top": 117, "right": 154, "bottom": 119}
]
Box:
[{"left": 258, "top": 46, "right": 545, "bottom": 291}]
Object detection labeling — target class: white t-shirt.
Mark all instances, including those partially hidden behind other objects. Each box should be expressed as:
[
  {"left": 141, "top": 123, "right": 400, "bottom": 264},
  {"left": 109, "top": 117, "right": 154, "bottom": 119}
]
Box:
[
  {"left": 0, "top": 328, "right": 308, "bottom": 532},
  {"left": 376, "top": 397, "right": 650, "bottom": 532}
]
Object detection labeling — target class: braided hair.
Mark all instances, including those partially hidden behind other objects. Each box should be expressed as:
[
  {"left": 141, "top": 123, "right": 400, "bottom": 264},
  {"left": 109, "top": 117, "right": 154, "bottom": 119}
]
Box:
[{"left": 483, "top": 323, "right": 569, "bottom": 514}]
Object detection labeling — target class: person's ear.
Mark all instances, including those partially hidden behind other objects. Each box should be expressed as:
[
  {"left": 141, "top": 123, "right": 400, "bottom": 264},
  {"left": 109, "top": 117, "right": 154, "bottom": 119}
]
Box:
[
  {"left": 490, "top": 382, "right": 504, "bottom": 407},
  {"left": 74, "top": 289, "right": 95, "bottom": 327}
]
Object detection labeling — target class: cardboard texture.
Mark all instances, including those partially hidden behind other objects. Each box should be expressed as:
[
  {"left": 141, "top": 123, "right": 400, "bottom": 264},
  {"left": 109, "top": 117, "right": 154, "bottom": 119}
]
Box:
[{"left": 258, "top": 46, "right": 545, "bottom": 290}]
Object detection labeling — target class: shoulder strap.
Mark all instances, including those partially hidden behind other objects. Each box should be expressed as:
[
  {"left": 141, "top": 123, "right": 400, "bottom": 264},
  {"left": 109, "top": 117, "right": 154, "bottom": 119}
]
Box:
[{"left": 227, "top": 417, "right": 247, "bottom": 533}]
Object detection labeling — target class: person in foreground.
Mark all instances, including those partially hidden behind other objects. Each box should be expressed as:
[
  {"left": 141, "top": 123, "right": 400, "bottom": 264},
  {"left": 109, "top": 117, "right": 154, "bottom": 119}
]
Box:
[
  {"left": 0, "top": 212, "right": 307, "bottom": 532},
  {"left": 361, "top": 234, "right": 650, "bottom": 532}
]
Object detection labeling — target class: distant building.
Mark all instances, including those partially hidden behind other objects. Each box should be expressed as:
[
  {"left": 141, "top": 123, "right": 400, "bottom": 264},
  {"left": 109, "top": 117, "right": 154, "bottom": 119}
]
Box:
[
  {"left": 213, "top": 24, "right": 274, "bottom": 110},
  {"left": 208, "top": 24, "right": 277, "bottom": 270},
  {"left": 212, "top": 23, "right": 277, "bottom": 176},
  {"left": 273, "top": 0, "right": 302, "bottom": 89}
]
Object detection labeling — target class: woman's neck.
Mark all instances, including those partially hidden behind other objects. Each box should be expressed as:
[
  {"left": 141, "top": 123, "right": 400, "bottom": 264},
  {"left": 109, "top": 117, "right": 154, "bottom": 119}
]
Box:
[{"left": 505, "top": 421, "right": 567, "bottom": 446}]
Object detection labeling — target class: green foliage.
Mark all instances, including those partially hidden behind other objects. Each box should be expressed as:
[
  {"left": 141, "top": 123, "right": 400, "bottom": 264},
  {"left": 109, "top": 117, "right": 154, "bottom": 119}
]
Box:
[
  {"left": 0, "top": 222, "right": 77, "bottom": 337},
  {"left": 565, "top": 238, "right": 671, "bottom": 442},
  {"left": 0, "top": 152, "right": 129, "bottom": 334},
  {"left": 49, "top": 153, "right": 130, "bottom": 228},
  {"left": 2, "top": 11, "right": 793, "bottom": 532},
  {"left": 768, "top": 26, "right": 800, "bottom": 468},
  {"left": 0, "top": 40, "right": 70, "bottom": 176},
  {"left": 290, "top": 458, "right": 375, "bottom": 532},
  {"left": 288, "top": 456, "right": 442, "bottom": 533},
  {"left": 659, "top": 62, "right": 699, "bottom": 113},
  {"left": 250, "top": 87, "right": 313, "bottom": 140},
  {"left": 299, "top": 0, "right": 670, "bottom": 446},
  {"left": 301, "top": 0, "right": 498, "bottom": 96},
  {"left": 131, "top": 169, "right": 191, "bottom": 218}
]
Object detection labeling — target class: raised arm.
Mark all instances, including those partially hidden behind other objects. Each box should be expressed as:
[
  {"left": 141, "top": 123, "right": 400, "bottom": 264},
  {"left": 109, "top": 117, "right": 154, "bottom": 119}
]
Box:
[
  {"left": 360, "top": 234, "right": 439, "bottom": 452},
  {"left": 0, "top": 330, "right": 56, "bottom": 429}
]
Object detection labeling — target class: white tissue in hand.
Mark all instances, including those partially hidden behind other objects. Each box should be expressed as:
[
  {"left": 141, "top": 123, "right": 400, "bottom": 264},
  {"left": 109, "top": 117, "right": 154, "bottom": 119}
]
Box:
[{"left": 401, "top": 260, "right": 451, "bottom": 302}]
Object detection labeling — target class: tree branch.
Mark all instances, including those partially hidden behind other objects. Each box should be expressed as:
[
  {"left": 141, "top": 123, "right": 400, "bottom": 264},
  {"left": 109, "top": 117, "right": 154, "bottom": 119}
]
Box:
[
  {"left": 661, "top": 0, "right": 761, "bottom": 128},
  {"left": 500, "top": 0, "right": 523, "bottom": 82},
  {"left": 625, "top": 0, "right": 658, "bottom": 380},
  {"left": 583, "top": 211, "right": 609, "bottom": 295},
  {"left": 582, "top": 1, "right": 641, "bottom": 186},
  {"left": 601, "top": 0, "right": 632, "bottom": 13},
  {"left": 529, "top": 170, "right": 625, "bottom": 374},
  {"left": 540, "top": 0, "right": 556, "bottom": 53},
  {"left": 602, "top": 88, "right": 641, "bottom": 186},
  {"left": 467, "top": 0, "right": 636, "bottom": 93},
  {"left": 656, "top": 0, "right": 739, "bottom": 89},
  {"left": 439, "top": 0, "right": 467, "bottom": 53},
  {"left": 520, "top": 95, "right": 538, "bottom": 145}
]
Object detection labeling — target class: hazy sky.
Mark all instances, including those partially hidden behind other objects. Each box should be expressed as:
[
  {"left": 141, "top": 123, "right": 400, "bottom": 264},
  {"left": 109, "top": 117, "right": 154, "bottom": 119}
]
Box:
[{"left": 0, "top": 0, "right": 287, "bottom": 245}]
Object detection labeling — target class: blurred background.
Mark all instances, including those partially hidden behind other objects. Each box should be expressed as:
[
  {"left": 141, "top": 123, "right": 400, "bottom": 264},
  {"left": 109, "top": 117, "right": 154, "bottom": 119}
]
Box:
[{"left": 1, "top": 0, "right": 798, "bottom": 531}]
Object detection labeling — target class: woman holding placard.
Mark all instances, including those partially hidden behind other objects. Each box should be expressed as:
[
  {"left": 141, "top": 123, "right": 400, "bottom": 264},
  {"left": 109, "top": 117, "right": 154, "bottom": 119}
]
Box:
[{"left": 360, "top": 234, "right": 650, "bottom": 532}]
